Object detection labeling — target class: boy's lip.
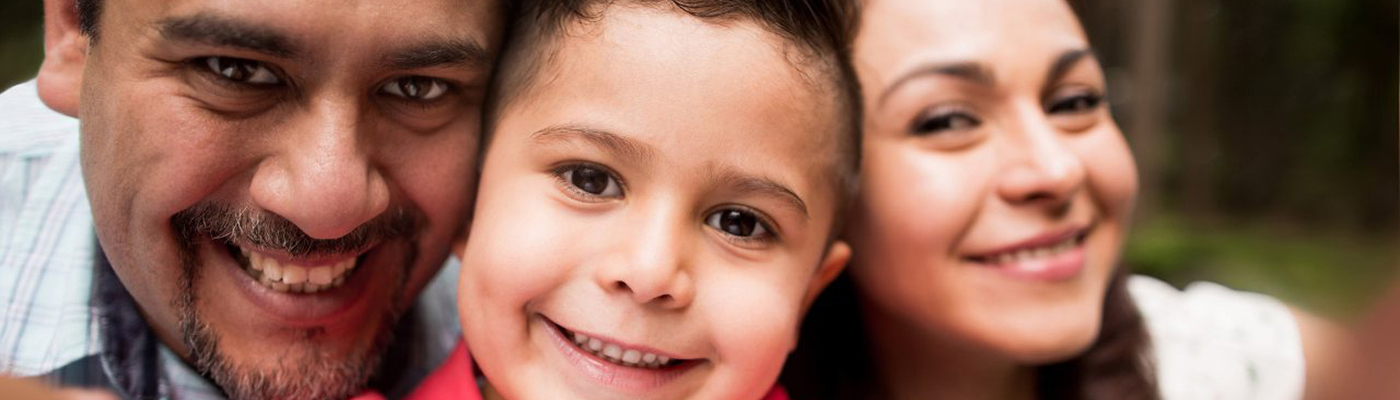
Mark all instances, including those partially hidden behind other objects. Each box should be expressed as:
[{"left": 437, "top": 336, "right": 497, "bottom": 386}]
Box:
[{"left": 539, "top": 315, "right": 704, "bottom": 392}]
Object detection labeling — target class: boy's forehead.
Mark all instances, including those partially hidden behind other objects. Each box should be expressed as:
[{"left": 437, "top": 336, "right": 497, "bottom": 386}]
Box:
[{"left": 501, "top": 4, "right": 844, "bottom": 209}]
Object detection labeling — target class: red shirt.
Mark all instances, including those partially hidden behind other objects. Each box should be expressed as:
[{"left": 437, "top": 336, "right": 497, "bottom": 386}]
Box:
[{"left": 380, "top": 342, "right": 790, "bottom": 400}]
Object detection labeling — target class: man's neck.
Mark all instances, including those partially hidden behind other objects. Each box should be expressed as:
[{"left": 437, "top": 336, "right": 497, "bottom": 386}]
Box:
[{"left": 862, "top": 302, "right": 1037, "bottom": 400}]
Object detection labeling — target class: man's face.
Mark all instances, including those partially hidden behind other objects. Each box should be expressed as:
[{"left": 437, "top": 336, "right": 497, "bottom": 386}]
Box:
[{"left": 75, "top": 0, "right": 500, "bottom": 398}]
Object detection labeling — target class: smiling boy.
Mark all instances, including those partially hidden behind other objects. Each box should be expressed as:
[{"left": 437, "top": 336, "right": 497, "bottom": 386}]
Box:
[{"left": 410, "top": 1, "right": 862, "bottom": 399}]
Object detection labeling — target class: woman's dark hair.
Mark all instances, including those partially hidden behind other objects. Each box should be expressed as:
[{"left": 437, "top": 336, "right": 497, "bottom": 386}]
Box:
[{"left": 782, "top": 268, "right": 1158, "bottom": 400}]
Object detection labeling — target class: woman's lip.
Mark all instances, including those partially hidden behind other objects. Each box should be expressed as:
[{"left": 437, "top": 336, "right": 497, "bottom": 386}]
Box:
[
  {"left": 540, "top": 316, "right": 700, "bottom": 392},
  {"left": 963, "top": 222, "right": 1094, "bottom": 259}
]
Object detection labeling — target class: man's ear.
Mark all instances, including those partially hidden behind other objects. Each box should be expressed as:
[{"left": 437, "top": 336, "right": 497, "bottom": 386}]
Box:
[
  {"left": 801, "top": 240, "right": 851, "bottom": 316},
  {"left": 37, "top": 0, "right": 88, "bottom": 117}
]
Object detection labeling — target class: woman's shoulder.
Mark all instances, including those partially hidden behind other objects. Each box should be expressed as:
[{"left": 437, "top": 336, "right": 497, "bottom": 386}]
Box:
[{"left": 1127, "top": 275, "right": 1305, "bottom": 400}]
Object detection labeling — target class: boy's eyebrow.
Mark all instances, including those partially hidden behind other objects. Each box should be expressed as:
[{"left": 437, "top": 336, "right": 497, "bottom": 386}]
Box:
[
  {"left": 157, "top": 13, "right": 300, "bottom": 58},
  {"left": 529, "top": 125, "right": 658, "bottom": 163},
  {"left": 713, "top": 167, "right": 809, "bottom": 219},
  {"left": 384, "top": 38, "right": 491, "bottom": 70}
]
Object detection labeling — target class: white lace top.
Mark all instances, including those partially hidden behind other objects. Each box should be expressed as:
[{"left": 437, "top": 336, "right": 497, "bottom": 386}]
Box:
[{"left": 1129, "top": 275, "right": 1306, "bottom": 400}]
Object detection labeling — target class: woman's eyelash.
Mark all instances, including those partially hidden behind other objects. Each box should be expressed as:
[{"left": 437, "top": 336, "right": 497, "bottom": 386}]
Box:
[
  {"left": 1047, "top": 91, "right": 1104, "bottom": 114},
  {"left": 908, "top": 107, "right": 981, "bottom": 136}
]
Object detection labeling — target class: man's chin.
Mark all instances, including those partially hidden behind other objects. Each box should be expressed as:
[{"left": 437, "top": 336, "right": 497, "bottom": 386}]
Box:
[{"left": 194, "top": 331, "right": 386, "bottom": 400}]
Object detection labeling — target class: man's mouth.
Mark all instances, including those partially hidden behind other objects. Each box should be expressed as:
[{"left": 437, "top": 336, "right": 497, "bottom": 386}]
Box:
[
  {"left": 225, "top": 243, "right": 364, "bottom": 294},
  {"left": 547, "top": 319, "right": 688, "bottom": 370}
]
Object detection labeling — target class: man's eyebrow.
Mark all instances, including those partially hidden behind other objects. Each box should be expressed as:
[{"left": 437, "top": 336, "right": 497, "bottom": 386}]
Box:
[
  {"left": 157, "top": 13, "right": 299, "bottom": 58},
  {"left": 529, "top": 125, "right": 658, "bottom": 163},
  {"left": 385, "top": 39, "right": 491, "bottom": 70},
  {"left": 877, "top": 61, "right": 997, "bottom": 108},
  {"left": 713, "top": 167, "right": 809, "bottom": 219}
]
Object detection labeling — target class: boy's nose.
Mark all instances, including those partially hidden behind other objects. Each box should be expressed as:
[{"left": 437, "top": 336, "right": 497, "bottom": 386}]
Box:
[
  {"left": 595, "top": 211, "right": 696, "bottom": 309},
  {"left": 249, "top": 98, "right": 390, "bottom": 239}
]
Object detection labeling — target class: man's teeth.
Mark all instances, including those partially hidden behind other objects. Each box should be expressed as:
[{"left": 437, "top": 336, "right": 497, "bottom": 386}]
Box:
[
  {"left": 570, "top": 332, "right": 673, "bottom": 369},
  {"left": 240, "top": 247, "right": 357, "bottom": 294},
  {"left": 984, "top": 235, "right": 1079, "bottom": 265}
]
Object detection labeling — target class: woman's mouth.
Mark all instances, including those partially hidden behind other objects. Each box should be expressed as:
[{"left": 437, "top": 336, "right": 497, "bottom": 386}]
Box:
[{"left": 962, "top": 226, "right": 1092, "bottom": 281}]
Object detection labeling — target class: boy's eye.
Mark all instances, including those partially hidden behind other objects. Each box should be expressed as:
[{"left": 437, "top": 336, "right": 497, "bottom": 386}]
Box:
[
  {"left": 381, "top": 76, "right": 451, "bottom": 101},
  {"left": 560, "top": 165, "right": 623, "bottom": 198},
  {"left": 705, "top": 209, "right": 770, "bottom": 239},
  {"left": 909, "top": 107, "right": 981, "bottom": 136},
  {"left": 1046, "top": 92, "right": 1103, "bottom": 114},
  {"left": 201, "top": 56, "right": 281, "bottom": 85}
]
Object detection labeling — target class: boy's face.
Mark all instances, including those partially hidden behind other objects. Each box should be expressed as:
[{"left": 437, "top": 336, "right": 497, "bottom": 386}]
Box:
[{"left": 459, "top": 6, "right": 850, "bottom": 400}]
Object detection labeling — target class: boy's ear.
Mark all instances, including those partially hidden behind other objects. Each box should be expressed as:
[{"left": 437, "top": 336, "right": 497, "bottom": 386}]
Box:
[
  {"left": 37, "top": 0, "right": 88, "bottom": 117},
  {"left": 801, "top": 240, "right": 851, "bottom": 315}
]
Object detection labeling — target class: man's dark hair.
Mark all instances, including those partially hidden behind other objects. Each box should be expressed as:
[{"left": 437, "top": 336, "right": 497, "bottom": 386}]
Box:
[
  {"left": 488, "top": 0, "right": 863, "bottom": 225},
  {"left": 77, "top": 0, "right": 102, "bottom": 39}
]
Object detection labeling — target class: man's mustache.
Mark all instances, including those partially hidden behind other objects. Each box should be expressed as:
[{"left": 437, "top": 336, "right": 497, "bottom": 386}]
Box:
[{"left": 172, "top": 203, "right": 422, "bottom": 257}]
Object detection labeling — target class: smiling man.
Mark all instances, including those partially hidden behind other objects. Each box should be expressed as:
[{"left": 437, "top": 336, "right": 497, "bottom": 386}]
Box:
[{"left": 0, "top": 0, "right": 503, "bottom": 399}]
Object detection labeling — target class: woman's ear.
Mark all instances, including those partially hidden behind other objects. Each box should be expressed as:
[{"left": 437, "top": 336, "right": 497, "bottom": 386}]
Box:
[
  {"left": 37, "top": 0, "right": 89, "bottom": 117},
  {"left": 802, "top": 240, "right": 851, "bottom": 315}
]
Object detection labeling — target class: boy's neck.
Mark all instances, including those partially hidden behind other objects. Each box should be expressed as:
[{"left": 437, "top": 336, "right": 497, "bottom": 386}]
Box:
[{"left": 861, "top": 300, "right": 1037, "bottom": 400}]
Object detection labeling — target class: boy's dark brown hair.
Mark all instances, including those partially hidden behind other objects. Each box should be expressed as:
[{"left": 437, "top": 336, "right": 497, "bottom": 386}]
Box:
[{"left": 487, "top": 0, "right": 864, "bottom": 220}]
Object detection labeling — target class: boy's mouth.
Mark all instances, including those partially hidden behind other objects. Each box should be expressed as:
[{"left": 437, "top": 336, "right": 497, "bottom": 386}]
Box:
[
  {"left": 546, "top": 318, "right": 691, "bottom": 370},
  {"left": 225, "top": 242, "right": 367, "bottom": 294}
]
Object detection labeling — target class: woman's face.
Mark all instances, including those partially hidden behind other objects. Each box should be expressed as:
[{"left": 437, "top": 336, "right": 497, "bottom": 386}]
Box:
[{"left": 848, "top": 0, "right": 1138, "bottom": 364}]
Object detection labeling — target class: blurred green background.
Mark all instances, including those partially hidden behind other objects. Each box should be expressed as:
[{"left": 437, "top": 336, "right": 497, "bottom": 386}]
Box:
[{"left": 1, "top": 1, "right": 1396, "bottom": 320}]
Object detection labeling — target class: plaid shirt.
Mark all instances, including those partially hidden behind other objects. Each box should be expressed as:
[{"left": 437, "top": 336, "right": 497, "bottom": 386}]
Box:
[{"left": 0, "top": 81, "right": 463, "bottom": 399}]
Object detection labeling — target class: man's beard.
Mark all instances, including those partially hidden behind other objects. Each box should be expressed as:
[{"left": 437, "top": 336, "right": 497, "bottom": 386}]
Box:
[{"left": 170, "top": 203, "right": 421, "bottom": 400}]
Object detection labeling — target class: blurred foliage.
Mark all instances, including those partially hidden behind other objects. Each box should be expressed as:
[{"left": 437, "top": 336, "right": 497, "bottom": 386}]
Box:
[{"left": 0, "top": 1, "right": 1395, "bottom": 319}]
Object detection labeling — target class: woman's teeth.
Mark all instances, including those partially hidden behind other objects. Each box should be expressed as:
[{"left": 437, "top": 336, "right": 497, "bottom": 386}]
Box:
[
  {"left": 569, "top": 331, "right": 673, "bottom": 369},
  {"left": 979, "top": 235, "right": 1081, "bottom": 265},
  {"left": 238, "top": 246, "right": 358, "bottom": 294}
]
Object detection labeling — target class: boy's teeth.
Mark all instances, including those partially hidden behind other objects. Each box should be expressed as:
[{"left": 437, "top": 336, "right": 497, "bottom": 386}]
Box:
[
  {"left": 238, "top": 246, "right": 359, "bottom": 294},
  {"left": 566, "top": 330, "right": 676, "bottom": 369}
]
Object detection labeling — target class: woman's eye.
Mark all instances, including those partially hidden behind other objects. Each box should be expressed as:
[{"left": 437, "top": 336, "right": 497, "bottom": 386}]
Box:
[
  {"left": 381, "top": 77, "right": 451, "bottom": 101},
  {"left": 705, "top": 209, "right": 771, "bottom": 239},
  {"left": 1047, "top": 93, "right": 1103, "bottom": 114},
  {"left": 908, "top": 109, "right": 981, "bottom": 136},
  {"left": 560, "top": 165, "right": 622, "bottom": 198},
  {"left": 202, "top": 57, "right": 281, "bottom": 85}
]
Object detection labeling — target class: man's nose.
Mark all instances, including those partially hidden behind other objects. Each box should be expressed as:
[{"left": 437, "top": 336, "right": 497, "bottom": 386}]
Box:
[{"left": 250, "top": 97, "right": 389, "bottom": 239}]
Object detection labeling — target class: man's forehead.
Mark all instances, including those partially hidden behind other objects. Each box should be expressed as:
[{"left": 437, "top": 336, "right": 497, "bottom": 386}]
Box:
[{"left": 135, "top": 0, "right": 501, "bottom": 57}]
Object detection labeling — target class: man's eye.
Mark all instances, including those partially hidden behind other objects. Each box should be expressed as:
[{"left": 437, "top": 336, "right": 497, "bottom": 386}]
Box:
[
  {"left": 381, "top": 77, "right": 450, "bottom": 101},
  {"left": 909, "top": 108, "right": 981, "bottom": 136},
  {"left": 1047, "top": 93, "right": 1103, "bottom": 114},
  {"left": 560, "top": 165, "right": 623, "bottom": 198},
  {"left": 202, "top": 57, "right": 281, "bottom": 85},
  {"left": 705, "top": 209, "right": 771, "bottom": 239}
]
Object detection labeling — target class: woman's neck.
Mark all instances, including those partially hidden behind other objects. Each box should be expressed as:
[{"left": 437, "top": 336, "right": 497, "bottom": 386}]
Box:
[{"left": 861, "top": 300, "right": 1037, "bottom": 400}]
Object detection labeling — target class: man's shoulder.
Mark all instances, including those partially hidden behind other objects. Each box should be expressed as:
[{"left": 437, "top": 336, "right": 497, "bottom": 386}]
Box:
[
  {"left": 0, "top": 80, "right": 98, "bottom": 377},
  {"left": 0, "top": 80, "right": 78, "bottom": 155}
]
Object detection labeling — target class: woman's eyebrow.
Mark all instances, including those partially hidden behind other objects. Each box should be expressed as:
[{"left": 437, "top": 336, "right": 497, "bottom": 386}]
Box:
[
  {"left": 877, "top": 61, "right": 996, "bottom": 108},
  {"left": 1044, "top": 49, "right": 1094, "bottom": 88}
]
